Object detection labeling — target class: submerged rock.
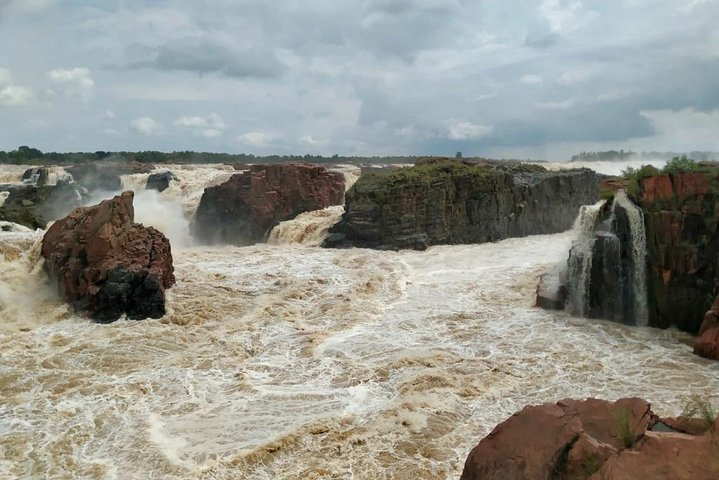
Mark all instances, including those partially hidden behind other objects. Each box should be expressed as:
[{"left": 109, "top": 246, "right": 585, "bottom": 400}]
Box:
[
  {"left": 146, "top": 171, "right": 177, "bottom": 192},
  {"left": 460, "top": 397, "right": 719, "bottom": 480},
  {"left": 41, "top": 191, "right": 175, "bottom": 322},
  {"left": 327, "top": 158, "right": 599, "bottom": 250},
  {"left": 193, "top": 163, "right": 345, "bottom": 246}
]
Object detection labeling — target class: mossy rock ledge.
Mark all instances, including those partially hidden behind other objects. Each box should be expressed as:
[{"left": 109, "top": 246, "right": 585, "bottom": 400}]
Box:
[{"left": 325, "top": 158, "right": 600, "bottom": 250}]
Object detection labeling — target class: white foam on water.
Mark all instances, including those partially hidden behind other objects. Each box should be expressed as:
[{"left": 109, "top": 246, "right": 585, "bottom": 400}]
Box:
[
  {"left": 2, "top": 162, "right": 719, "bottom": 479},
  {"left": 267, "top": 206, "right": 344, "bottom": 246}
]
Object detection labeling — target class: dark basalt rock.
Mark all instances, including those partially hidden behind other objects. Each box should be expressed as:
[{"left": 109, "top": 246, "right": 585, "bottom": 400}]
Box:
[
  {"left": 146, "top": 171, "right": 178, "bottom": 192},
  {"left": 327, "top": 158, "right": 599, "bottom": 250},
  {"left": 0, "top": 182, "right": 85, "bottom": 229}
]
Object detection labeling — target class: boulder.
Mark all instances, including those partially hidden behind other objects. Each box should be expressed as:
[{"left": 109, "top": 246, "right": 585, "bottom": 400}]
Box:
[
  {"left": 460, "top": 397, "right": 719, "bottom": 480},
  {"left": 41, "top": 191, "right": 175, "bottom": 322},
  {"left": 460, "top": 398, "right": 655, "bottom": 480},
  {"left": 592, "top": 430, "right": 719, "bottom": 479},
  {"left": 694, "top": 295, "right": 719, "bottom": 360},
  {"left": 535, "top": 270, "right": 566, "bottom": 310},
  {"left": 329, "top": 159, "right": 599, "bottom": 250},
  {"left": 146, "top": 171, "right": 178, "bottom": 192},
  {"left": 66, "top": 161, "right": 153, "bottom": 192},
  {"left": 193, "top": 163, "right": 345, "bottom": 245}
]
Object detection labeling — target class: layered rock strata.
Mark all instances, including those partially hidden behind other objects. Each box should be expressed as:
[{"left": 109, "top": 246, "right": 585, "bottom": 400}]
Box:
[{"left": 326, "top": 158, "right": 599, "bottom": 250}]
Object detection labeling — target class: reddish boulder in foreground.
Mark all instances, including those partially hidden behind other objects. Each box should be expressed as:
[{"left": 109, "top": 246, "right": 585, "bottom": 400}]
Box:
[
  {"left": 461, "top": 397, "right": 719, "bottom": 480},
  {"left": 41, "top": 191, "right": 175, "bottom": 323},
  {"left": 192, "top": 163, "right": 345, "bottom": 245},
  {"left": 694, "top": 295, "right": 719, "bottom": 360}
]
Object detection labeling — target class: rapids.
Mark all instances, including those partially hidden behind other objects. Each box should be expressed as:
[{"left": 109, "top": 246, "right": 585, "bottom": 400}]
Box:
[{"left": 1, "top": 161, "right": 718, "bottom": 479}]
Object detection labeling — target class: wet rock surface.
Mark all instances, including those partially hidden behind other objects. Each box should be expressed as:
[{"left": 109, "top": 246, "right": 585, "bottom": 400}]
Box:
[
  {"left": 193, "top": 163, "right": 345, "bottom": 246},
  {"left": 41, "top": 191, "right": 175, "bottom": 322},
  {"left": 145, "top": 171, "right": 177, "bottom": 192}
]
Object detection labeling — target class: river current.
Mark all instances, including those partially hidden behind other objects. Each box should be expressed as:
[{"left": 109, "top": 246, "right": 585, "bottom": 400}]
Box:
[{"left": 1, "top": 162, "right": 717, "bottom": 479}]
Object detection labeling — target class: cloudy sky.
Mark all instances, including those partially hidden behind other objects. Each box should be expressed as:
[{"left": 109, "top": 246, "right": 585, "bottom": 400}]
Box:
[{"left": 0, "top": 0, "right": 718, "bottom": 159}]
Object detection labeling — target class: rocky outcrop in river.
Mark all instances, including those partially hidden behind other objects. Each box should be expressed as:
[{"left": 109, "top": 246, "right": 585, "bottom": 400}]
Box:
[
  {"left": 460, "top": 397, "right": 719, "bottom": 480},
  {"left": 41, "top": 191, "right": 175, "bottom": 322},
  {"left": 193, "top": 163, "right": 345, "bottom": 245},
  {"left": 325, "top": 158, "right": 599, "bottom": 250},
  {"left": 538, "top": 168, "right": 719, "bottom": 358}
]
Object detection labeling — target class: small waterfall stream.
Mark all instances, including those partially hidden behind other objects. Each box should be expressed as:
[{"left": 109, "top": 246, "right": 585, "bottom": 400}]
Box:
[
  {"left": 566, "top": 200, "right": 605, "bottom": 316},
  {"left": 614, "top": 190, "right": 649, "bottom": 326},
  {"left": 564, "top": 191, "right": 649, "bottom": 326}
]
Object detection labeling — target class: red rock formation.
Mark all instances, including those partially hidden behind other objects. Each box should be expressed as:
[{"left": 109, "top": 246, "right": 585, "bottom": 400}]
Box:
[
  {"left": 638, "top": 171, "right": 719, "bottom": 333},
  {"left": 460, "top": 398, "right": 654, "bottom": 480},
  {"left": 41, "top": 191, "right": 175, "bottom": 323},
  {"left": 193, "top": 163, "right": 345, "bottom": 245},
  {"left": 460, "top": 398, "right": 719, "bottom": 480},
  {"left": 694, "top": 296, "right": 719, "bottom": 360}
]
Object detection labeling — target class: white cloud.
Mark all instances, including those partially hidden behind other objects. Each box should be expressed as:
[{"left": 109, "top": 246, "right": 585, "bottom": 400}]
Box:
[
  {"left": 103, "top": 109, "right": 116, "bottom": 119},
  {"left": 237, "top": 131, "right": 279, "bottom": 147},
  {"left": 173, "top": 113, "right": 227, "bottom": 138},
  {"left": 130, "top": 116, "right": 165, "bottom": 136},
  {"left": 448, "top": 121, "right": 493, "bottom": 140},
  {"left": 47, "top": 67, "right": 94, "bottom": 100},
  {"left": 521, "top": 74, "right": 544, "bottom": 85},
  {"left": 299, "top": 135, "right": 328, "bottom": 146},
  {"left": 540, "top": 0, "right": 583, "bottom": 33},
  {"left": 0, "top": 84, "right": 33, "bottom": 106}
]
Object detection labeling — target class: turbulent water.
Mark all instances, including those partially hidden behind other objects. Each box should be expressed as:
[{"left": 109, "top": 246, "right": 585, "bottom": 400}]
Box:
[
  {"left": 614, "top": 190, "right": 649, "bottom": 326},
  {"left": 1, "top": 162, "right": 718, "bottom": 479}
]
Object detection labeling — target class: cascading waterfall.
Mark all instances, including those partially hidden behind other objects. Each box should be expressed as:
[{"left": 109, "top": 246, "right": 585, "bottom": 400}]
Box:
[
  {"left": 614, "top": 190, "right": 649, "bottom": 326},
  {"left": 566, "top": 200, "right": 605, "bottom": 316}
]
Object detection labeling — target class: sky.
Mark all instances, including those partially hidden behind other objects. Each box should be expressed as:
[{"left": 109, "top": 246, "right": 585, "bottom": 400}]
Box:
[{"left": 0, "top": 0, "right": 718, "bottom": 159}]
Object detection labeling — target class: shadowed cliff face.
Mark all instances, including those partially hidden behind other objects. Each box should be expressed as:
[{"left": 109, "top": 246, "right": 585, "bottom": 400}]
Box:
[
  {"left": 328, "top": 159, "right": 600, "bottom": 250},
  {"left": 636, "top": 172, "right": 719, "bottom": 332}
]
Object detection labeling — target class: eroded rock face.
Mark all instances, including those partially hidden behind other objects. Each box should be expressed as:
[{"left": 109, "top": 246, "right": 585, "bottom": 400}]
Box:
[
  {"left": 694, "top": 295, "right": 719, "bottom": 360},
  {"left": 41, "top": 191, "right": 175, "bottom": 322},
  {"left": 328, "top": 159, "right": 599, "bottom": 250},
  {"left": 193, "top": 163, "right": 345, "bottom": 245},
  {"left": 460, "top": 398, "right": 719, "bottom": 480},
  {"left": 637, "top": 172, "right": 719, "bottom": 332}
]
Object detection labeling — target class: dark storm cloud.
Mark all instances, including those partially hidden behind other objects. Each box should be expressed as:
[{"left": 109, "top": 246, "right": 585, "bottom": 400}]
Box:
[
  {"left": 127, "top": 37, "right": 286, "bottom": 79},
  {"left": 1, "top": 0, "right": 719, "bottom": 156}
]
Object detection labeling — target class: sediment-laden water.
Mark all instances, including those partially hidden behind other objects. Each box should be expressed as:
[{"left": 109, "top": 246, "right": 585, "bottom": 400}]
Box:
[{"left": 1, "top": 161, "right": 717, "bottom": 479}]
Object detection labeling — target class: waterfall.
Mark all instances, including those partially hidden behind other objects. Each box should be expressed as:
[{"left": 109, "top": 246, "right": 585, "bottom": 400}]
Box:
[
  {"left": 566, "top": 200, "right": 606, "bottom": 316},
  {"left": 614, "top": 190, "right": 649, "bottom": 326}
]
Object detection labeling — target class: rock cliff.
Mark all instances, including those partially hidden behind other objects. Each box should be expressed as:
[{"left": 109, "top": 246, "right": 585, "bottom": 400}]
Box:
[
  {"left": 326, "top": 159, "right": 599, "bottom": 250},
  {"left": 41, "top": 191, "right": 175, "bottom": 322},
  {"left": 637, "top": 172, "right": 718, "bottom": 332},
  {"left": 193, "top": 163, "right": 345, "bottom": 246},
  {"left": 460, "top": 397, "right": 719, "bottom": 480}
]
